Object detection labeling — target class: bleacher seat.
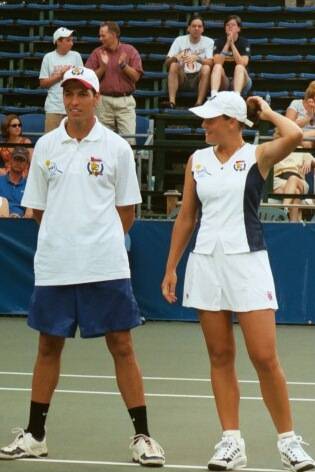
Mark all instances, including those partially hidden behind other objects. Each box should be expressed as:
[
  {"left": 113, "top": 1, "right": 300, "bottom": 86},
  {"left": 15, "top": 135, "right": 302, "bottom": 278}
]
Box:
[{"left": 20, "top": 113, "right": 45, "bottom": 143}]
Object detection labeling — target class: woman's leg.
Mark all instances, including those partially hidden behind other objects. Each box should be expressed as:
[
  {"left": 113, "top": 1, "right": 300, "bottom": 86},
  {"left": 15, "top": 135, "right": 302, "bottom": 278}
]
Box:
[
  {"left": 199, "top": 310, "right": 239, "bottom": 430},
  {"left": 238, "top": 309, "right": 293, "bottom": 433}
]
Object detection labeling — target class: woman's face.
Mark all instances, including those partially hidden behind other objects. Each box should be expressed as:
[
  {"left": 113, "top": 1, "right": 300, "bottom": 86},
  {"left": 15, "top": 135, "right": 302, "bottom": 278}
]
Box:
[
  {"left": 8, "top": 118, "right": 22, "bottom": 138},
  {"left": 202, "top": 116, "right": 230, "bottom": 144}
]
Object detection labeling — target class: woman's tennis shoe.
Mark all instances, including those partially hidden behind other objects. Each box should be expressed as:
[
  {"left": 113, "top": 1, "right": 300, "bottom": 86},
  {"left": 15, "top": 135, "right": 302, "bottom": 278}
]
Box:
[
  {"left": 130, "top": 434, "right": 165, "bottom": 467},
  {"left": 208, "top": 435, "right": 247, "bottom": 470},
  {"left": 278, "top": 435, "right": 315, "bottom": 471},
  {"left": 0, "top": 428, "right": 47, "bottom": 460}
]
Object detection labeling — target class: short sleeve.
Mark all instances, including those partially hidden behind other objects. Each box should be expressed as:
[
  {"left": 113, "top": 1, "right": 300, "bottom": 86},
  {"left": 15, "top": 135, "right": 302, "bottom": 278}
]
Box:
[
  {"left": 39, "top": 54, "right": 49, "bottom": 79},
  {"left": 167, "top": 37, "right": 181, "bottom": 58},
  {"left": 85, "top": 48, "right": 100, "bottom": 70},
  {"left": 21, "top": 139, "right": 48, "bottom": 210},
  {"left": 213, "top": 37, "right": 224, "bottom": 55},
  {"left": 114, "top": 142, "right": 142, "bottom": 206}
]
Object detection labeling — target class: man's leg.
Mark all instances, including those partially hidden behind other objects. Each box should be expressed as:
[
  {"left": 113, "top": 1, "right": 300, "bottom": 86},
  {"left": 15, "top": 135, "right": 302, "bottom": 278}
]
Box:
[
  {"left": 105, "top": 330, "right": 165, "bottom": 466},
  {"left": 44, "top": 113, "right": 65, "bottom": 133},
  {"left": 27, "top": 334, "right": 65, "bottom": 439},
  {"left": 115, "top": 95, "right": 136, "bottom": 145},
  {"left": 233, "top": 64, "right": 250, "bottom": 95},
  {"left": 167, "top": 62, "right": 185, "bottom": 105},
  {"left": 95, "top": 96, "right": 116, "bottom": 131},
  {"left": 196, "top": 64, "right": 211, "bottom": 105}
]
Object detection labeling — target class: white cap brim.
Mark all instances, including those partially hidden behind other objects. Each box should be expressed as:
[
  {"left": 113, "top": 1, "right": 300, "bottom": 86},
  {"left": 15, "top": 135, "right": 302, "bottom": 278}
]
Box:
[{"left": 189, "top": 105, "right": 254, "bottom": 128}]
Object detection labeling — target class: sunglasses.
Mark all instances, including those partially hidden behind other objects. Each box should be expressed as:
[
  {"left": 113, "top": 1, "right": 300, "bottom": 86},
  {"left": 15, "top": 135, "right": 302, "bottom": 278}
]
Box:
[{"left": 10, "top": 123, "right": 22, "bottom": 128}]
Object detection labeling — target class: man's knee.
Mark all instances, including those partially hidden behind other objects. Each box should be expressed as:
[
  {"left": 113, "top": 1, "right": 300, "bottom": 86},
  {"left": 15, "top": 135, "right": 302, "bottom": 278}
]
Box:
[
  {"left": 106, "top": 331, "right": 135, "bottom": 359},
  {"left": 38, "top": 334, "right": 65, "bottom": 359}
]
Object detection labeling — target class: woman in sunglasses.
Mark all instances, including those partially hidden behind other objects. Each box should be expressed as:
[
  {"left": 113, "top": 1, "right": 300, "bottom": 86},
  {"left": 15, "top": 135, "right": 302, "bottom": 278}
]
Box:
[{"left": 0, "top": 114, "right": 32, "bottom": 176}]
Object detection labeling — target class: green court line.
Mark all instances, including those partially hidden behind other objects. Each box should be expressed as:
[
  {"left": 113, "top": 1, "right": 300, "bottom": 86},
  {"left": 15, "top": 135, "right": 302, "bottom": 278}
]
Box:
[{"left": 1, "top": 387, "right": 314, "bottom": 402}]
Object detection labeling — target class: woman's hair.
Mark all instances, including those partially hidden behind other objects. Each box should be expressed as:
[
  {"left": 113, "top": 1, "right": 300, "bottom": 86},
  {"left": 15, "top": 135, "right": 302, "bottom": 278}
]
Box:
[
  {"left": 1, "top": 114, "right": 21, "bottom": 140},
  {"left": 224, "top": 15, "right": 242, "bottom": 28},
  {"left": 304, "top": 81, "right": 315, "bottom": 100}
]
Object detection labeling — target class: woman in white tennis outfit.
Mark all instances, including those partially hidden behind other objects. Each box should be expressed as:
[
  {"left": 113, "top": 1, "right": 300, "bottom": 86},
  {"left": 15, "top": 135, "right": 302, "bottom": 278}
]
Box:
[{"left": 162, "top": 92, "right": 315, "bottom": 472}]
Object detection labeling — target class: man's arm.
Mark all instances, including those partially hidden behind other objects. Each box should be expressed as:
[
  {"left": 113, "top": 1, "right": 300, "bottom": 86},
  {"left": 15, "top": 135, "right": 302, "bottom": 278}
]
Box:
[
  {"left": 116, "top": 205, "right": 135, "bottom": 233},
  {"left": 32, "top": 209, "right": 44, "bottom": 225}
]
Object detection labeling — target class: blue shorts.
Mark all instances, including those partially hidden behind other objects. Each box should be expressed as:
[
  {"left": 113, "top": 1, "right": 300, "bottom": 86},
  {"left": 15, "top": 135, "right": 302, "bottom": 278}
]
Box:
[{"left": 27, "top": 279, "right": 141, "bottom": 338}]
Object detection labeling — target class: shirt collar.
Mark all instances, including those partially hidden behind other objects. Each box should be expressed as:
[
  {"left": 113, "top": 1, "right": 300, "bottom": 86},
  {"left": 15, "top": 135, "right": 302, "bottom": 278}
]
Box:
[{"left": 59, "top": 117, "right": 105, "bottom": 143}]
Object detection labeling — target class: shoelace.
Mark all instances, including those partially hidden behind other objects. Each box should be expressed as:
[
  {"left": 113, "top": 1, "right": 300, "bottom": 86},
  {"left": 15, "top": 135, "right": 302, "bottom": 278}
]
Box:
[
  {"left": 213, "top": 438, "right": 237, "bottom": 459},
  {"left": 129, "top": 434, "right": 165, "bottom": 455},
  {"left": 9, "top": 427, "right": 42, "bottom": 458},
  {"left": 282, "top": 436, "right": 311, "bottom": 461}
]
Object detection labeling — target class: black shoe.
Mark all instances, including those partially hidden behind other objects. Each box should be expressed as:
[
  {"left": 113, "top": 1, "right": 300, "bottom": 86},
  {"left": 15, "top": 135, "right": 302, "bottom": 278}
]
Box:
[{"left": 160, "top": 101, "right": 176, "bottom": 109}]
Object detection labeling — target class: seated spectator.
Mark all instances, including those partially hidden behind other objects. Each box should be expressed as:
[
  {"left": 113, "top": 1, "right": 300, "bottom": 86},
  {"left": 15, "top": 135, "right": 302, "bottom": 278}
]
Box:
[
  {"left": 0, "top": 147, "right": 32, "bottom": 218},
  {"left": 210, "top": 15, "right": 252, "bottom": 97},
  {"left": 0, "top": 114, "right": 32, "bottom": 176},
  {"left": 285, "top": 81, "right": 315, "bottom": 149},
  {"left": 0, "top": 196, "right": 9, "bottom": 217},
  {"left": 163, "top": 14, "right": 214, "bottom": 108},
  {"left": 273, "top": 151, "right": 315, "bottom": 221}
]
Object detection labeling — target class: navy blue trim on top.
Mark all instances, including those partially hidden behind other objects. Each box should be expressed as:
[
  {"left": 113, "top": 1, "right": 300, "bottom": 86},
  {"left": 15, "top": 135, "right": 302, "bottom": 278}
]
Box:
[{"left": 243, "top": 163, "right": 266, "bottom": 251}]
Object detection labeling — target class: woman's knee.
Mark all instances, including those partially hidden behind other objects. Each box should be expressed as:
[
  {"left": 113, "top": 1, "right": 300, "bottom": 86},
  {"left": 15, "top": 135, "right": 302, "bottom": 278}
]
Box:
[
  {"left": 287, "top": 175, "right": 303, "bottom": 192},
  {"left": 208, "top": 345, "right": 235, "bottom": 368},
  {"left": 249, "top": 350, "right": 280, "bottom": 374}
]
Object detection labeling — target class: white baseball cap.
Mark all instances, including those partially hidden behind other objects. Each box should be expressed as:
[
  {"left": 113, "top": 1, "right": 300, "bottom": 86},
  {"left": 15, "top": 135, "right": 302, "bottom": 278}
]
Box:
[
  {"left": 61, "top": 66, "right": 100, "bottom": 93},
  {"left": 53, "top": 27, "right": 74, "bottom": 44},
  {"left": 189, "top": 91, "right": 253, "bottom": 127}
]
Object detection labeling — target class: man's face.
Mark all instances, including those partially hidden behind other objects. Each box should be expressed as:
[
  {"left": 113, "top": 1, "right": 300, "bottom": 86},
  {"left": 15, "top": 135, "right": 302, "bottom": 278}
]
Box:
[
  {"left": 187, "top": 19, "right": 204, "bottom": 40},
  {"left": 11, "top": 156, "right": 28, "bottom": 174},
  {"left": 99, "top": 26, "right": 116, "bottom": 48},
  {"left": 57, "top": 36, "right": 74, "bottom": 54},
  {"left": 63, "top": 81, "right": 99, "bottom": 122}
]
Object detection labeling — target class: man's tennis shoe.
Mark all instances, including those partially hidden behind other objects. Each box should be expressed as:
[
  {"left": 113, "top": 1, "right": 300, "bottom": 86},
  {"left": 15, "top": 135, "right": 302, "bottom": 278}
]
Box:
[
  {"left": 130, "top": 434, "right": 165, "bottom": 467},
  {"left": 0, "top": 428, "right": 47, "bottom": 460},
  {"left": 278, "top": 435, "right": 315, "bottom": 471},
  {"left": 208, "top": 435, "right": 247, "bottom": 470}
]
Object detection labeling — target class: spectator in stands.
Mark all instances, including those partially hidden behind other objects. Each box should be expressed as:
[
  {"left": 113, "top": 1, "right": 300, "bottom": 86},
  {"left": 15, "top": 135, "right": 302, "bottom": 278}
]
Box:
[
  {"left": 39, "top": 27, "right": 83, "bottom": 133},
  {"left": 0, "top": 114, "right": 32, "bottom": 176},
  {"left": 161, "top": 92, "right": 315, "bottom": 471},
  {"left": 163, "top": 14, "right": 214, "bottom": 109},
  {"left": 210, "top": 15, "right": 252, "bottom": 97},
  {"left": 273, "top": 151, "right": 315, "bottom": 221},
  {"left": 285, "top": 81, "right": 315, "bottom": 148},
  {"left": 86, "top": 21, "right": 143, "bottom": 143},
  {"left": 0, "top": 196, "right": 9, "bottom": 217},
  {"left": 0, "top": 147, "right": 32, "bottom": 218}
]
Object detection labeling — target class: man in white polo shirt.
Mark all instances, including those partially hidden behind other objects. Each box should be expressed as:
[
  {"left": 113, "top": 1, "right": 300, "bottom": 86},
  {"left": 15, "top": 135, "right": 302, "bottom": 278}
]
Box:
[
  {"left": 39, "top": 27, "right": 83, "bottom": 132},
  {"left": 0, "top": 66, "right": 165, "bottom": 467}
]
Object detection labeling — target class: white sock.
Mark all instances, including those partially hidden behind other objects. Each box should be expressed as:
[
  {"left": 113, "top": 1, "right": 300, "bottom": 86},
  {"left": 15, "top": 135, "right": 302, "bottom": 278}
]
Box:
[
  {"left": 278, "top": 431, "right": 295, "bottom": 441},
  {"left": 235, "top": 91, "right": 241, "bottom": 95},
  {"left": 223, "top": 430, "right": 241, "bottom": 440},
  {"left": 211, "top": 89, "right": 218, "bottom": 97}
]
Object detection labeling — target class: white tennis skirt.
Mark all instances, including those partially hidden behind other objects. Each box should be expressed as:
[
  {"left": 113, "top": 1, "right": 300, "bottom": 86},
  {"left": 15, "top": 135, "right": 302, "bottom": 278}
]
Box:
[{"left": 183, "top": 241, "right": 278, "bottom": 312}]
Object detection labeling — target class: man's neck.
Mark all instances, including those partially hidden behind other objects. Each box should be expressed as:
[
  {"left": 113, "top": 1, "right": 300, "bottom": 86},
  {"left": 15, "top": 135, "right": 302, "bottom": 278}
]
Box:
[
  {"left": 65, "top": 117, "right": 96, "bottom": 141},
  {"left": 189, "top": 35, "right": 201, "bottom": 44},
  {"left": 103, "top": 39, "right": 119, "bottom": 51}
]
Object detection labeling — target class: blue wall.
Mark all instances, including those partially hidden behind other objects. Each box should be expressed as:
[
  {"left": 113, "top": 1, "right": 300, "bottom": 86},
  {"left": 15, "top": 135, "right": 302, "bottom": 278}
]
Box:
[{"left": 1, "top": 219, "right": 315, "bottom": 324}]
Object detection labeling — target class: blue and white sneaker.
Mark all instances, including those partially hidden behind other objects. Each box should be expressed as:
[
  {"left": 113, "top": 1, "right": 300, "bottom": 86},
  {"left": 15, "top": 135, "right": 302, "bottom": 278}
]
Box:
[
  {"left": 208, "top": 435, "right": 247, "bottom": 471},
  {"left": 278, "top": 435, "right": 315, "bottom": 471},
  {"left": 130, "top": 434, "right": 165, "bottom": 467},
  {"left": 0, "top": 428, "right": 47, "bottom": 460}
]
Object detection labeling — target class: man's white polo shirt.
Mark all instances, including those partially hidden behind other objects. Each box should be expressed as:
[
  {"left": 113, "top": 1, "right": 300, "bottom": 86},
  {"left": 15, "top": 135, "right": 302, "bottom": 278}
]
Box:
[{"left": 22, "top": 118, "right": 142, "bottom": 286}]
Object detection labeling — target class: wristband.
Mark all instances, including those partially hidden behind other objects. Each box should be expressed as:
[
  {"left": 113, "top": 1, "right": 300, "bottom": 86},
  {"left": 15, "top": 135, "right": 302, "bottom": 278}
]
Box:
[
  {"left": 221, "top": 51, "right": 229, "bottom": 57},
  {"left": 119, "top": 62, "right": 127, "bottom": 70}
]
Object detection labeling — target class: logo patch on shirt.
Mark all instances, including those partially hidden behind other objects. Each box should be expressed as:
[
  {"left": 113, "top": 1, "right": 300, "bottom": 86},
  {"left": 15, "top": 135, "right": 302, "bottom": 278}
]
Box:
[
  {"left": 233, "top": 160, "right": 246, "bottom": 171},
  {"left": 45, "top": 160, "right": 63, "bottom": 177},
  {"left": 194, "top": 163, "right": 211, "bottom": 178},
  {"left": 267, "top": 291, "right": 273, "bottom": 301},
  {"left": 87, "top": 157, "right": 104, "bottom": 176}
]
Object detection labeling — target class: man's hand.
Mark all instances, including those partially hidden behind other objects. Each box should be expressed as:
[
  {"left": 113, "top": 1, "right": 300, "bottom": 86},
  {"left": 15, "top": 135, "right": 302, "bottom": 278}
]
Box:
[
  {"left": 118, "top": 51, "right": 127, "bottom": 65},
  {"left": 99, "top": 50, "right": 109, "bottom": 67}
]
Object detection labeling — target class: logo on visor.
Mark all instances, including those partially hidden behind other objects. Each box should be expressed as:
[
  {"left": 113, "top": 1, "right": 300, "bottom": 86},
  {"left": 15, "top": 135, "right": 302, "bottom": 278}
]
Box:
[
  {"left": 233, "top": 160, "right": 246, "bottom": 171},
  {"left": 71, "top": 66, "right": 84, "bottom": 76},
  {"left": 87, "top": 157, "right": 104, "bottom": 176}
]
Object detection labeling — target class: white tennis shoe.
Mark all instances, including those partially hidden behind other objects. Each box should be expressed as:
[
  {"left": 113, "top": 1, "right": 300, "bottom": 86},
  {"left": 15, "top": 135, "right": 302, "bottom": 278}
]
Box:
[
  {"left": 278, "top": 435, "right": 315, "bottom": 471},
  {"left": 208, "top": 435, "right": 247, "bottom": 471},
  {"left": 0, "top": 428, "right": 48, "bottom": 460},
  {"left": 130, "top": 434, "right": 165, "bottom": 466}
]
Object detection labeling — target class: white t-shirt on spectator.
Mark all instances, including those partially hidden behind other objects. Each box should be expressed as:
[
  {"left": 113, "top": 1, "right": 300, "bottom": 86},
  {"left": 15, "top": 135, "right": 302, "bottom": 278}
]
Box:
[
  {"left": 22, "top": 118, "right": 142, "bottom": 286},
  {"left": 39, "top": 50, "right": 83, "bottom": 114},
  {"left": 287, "top": 99, "right": 315, "bottom": 130},
  {"left": 167, "top": 34, "right": 214, "bottom": 73}
]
